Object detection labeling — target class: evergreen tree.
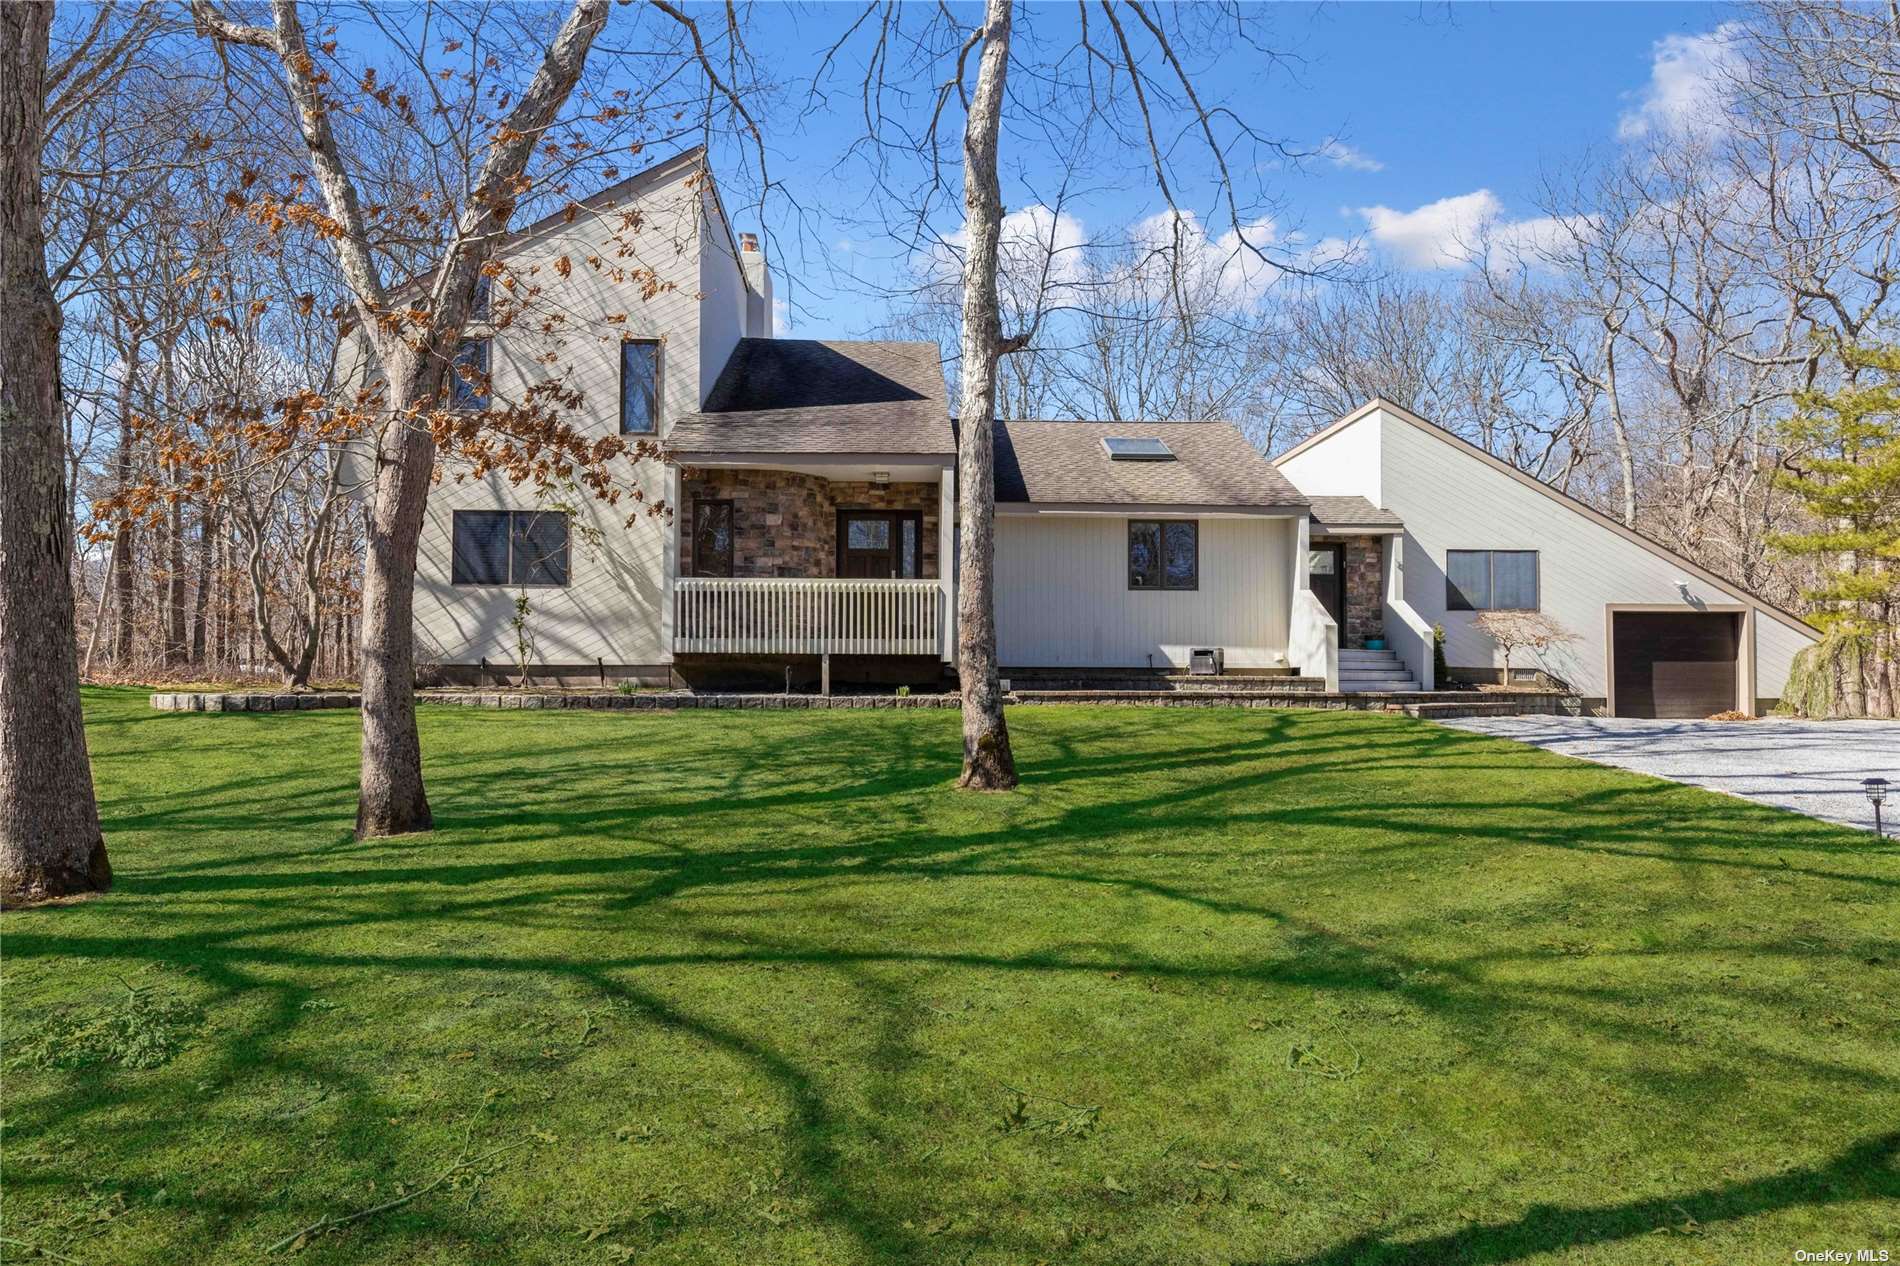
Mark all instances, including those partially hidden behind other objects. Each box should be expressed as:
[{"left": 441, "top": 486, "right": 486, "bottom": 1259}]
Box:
[{"left": 1772, "top": 340, "right": 1900, "bottom": 717}]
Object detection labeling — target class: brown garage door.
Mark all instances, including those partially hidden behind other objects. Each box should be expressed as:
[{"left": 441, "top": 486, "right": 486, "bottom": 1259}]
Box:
[{"left": 1612, "top": 612, "right": 1740, "bottom": 718}]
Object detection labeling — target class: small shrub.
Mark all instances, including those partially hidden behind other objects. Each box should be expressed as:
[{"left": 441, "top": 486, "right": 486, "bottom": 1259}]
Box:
[
  {"left": 895, "top": 685, "right": 911, "bottom": 698},
  {"left": 9, "top": 983, "right": 201, "bottom": 1071},
  {"left": 616, "top": 680, "right": 637, "bottom": 696}
]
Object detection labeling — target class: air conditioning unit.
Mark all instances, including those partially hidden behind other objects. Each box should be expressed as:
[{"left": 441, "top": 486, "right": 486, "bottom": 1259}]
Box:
[{"left": 1187, "top": 647, "right": 1223, "bottom": 676}]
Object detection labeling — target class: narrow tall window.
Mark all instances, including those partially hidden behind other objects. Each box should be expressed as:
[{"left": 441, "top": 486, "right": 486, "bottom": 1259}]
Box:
[
  {"left": 450, "top": 338, "right": 490, "bottom": 410},
  {"left": 620, "top": 339, "right": 660, "bottom": 434},
  {"left": 693, "top": 500, "right": 734, "bottom": 577},
  {"left": 452, "top": 510, "right": 570, "bottom": 586},
  {"left": 1446, "top": 550, "right": 1538, "bottom": 611},
  {"left": 1129, "top": 520, "right": 1197, "bottom": 590}
]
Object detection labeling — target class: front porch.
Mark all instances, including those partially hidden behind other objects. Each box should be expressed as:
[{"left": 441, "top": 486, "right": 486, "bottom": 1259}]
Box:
[{"left": 664, "top": 459, "right": 957, "bottom": 670}]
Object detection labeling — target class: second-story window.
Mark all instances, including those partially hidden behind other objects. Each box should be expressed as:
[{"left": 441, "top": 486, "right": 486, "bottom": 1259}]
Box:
[
  {"left": 450, "top": 338, "right": 489, "bottom": 411},
  {"left": 620, "top": 338, "right": 660, "bottom": 434}
]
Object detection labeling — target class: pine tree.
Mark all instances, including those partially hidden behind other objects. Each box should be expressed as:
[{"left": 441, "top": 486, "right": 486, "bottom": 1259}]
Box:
[{"left": 1771, "top": 340, "right": 1900, "bottom": 717}]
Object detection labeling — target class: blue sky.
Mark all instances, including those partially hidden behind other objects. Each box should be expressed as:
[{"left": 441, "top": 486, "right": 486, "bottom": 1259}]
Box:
[{"left": 704, "top": 1, "right": 1735, "bottom": 336}]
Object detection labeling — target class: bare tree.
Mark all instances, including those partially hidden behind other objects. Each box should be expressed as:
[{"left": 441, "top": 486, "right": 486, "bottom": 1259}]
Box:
[
  {"left": 948, "top": 0, "right": 1021, "bottom": 789},
  {"left": 822, "top": 0, "right": 1306, "bottom": 788},
  {"left": 191, "top": 0, "right": 615, "bottom": 836},
  {"left": 1, "top": 1, "right": 109, "bottom": 903}
]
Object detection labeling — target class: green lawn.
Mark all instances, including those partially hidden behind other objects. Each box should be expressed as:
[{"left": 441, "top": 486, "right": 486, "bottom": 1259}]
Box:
[{"left": 3, "top": 688, "right": 1895, "bottom": 1264}]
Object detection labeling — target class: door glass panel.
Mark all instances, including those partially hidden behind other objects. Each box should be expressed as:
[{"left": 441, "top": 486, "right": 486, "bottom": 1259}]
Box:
[
  {"left": 1307, "top": 549, "right": 1335, "bottom": 575},
  {"left": 900, "top": 518, "right": 919, "bottom": 577},
  {"left": 846, "top": 517, "right": 891, "bottom": 550}
]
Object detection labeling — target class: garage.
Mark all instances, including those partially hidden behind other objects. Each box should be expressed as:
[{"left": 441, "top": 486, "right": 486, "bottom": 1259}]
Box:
[{"left": 1610, "top": 611, "right": 1741, "bottom": 718}]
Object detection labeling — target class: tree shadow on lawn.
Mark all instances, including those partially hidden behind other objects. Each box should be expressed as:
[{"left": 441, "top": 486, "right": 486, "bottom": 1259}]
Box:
[
  {"left": 1257, "top": 1129, "right": 1900, "bottom": 1265},
  {"left": 9, "top": 705, "right": 1897, "bottom": 1262}
]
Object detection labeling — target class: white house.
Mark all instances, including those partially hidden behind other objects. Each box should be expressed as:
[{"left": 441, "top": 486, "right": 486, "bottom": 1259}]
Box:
[
  {"left": 387, "top": 154, "right": 1817, "bottom": 716},
  {"left": 1275, "top": 399, "right": 1820, "bottom": 715}
]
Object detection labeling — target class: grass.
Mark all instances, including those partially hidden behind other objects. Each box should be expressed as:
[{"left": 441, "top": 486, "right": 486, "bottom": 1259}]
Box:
[{"left": 1, "top": 687, "right": 1895, "bottom": 1265}]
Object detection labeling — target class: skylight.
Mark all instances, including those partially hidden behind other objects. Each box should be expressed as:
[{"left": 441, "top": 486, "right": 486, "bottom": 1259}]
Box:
[{"left": 1101, "top": 436, "right": 1175, "bottom": 461}]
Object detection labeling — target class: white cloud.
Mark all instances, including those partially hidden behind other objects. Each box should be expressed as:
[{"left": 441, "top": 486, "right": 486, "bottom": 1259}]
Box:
[
  {"left": 1355, "top": 190, "right": 1578, "bottom": 271},
  {"left": 1120, "top": 209, "right": 1283, "bottom": 309},
  {"left": 1617, "top": 23, "right": 1743, "bottom": 141},
  {"left": 919, "top": 203, "right": 1291, "bottom": 316},
  {"left": 1317, "top": 137, "right": 1384, "bottom": 173},
  {"left": 1357, "top": 189, "right": 1502, "bottom": 269}
]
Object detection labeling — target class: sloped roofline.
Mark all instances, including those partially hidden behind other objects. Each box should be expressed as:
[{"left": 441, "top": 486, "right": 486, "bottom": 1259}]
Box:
[
  {"left": 389, "top": 145, "right": 762, "bottom": 304},
  {"left": 1275, "top": 397, "right": 1820, "bottom": 641}
]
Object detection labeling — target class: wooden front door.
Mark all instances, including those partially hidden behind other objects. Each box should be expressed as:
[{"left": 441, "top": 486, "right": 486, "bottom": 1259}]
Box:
[
  {"left": 1309, "top": 542, "right": 1346, "bottom": 629},
  {"left": 838, "top": 510, "right": 922, "bottom": 579}
]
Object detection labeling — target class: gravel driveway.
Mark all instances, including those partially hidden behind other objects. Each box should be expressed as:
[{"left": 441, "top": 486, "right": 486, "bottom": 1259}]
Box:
[{"left": 1441, "top": 715, "right": 1900, "bottom": 832}]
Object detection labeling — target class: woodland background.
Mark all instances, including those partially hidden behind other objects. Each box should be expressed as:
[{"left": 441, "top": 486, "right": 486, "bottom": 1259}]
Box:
[{"left": 40, "top": 1, "right": 1898, "bottom": 712}]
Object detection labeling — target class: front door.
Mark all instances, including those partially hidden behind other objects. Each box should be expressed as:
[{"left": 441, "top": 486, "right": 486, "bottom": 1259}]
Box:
[
  {"left": 1309, "top": 542, "right": 1345, "bottom": 629},
  {"left": 838, "top": 510, "right": 922, "bottom": 579}
]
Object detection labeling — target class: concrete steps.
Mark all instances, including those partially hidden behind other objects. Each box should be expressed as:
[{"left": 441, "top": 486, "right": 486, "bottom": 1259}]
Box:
[{"left": 1338, "top": 648, "right": 1420, "bottom": 693}]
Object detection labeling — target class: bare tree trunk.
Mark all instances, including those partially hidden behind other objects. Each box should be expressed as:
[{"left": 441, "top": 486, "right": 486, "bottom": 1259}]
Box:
[
  {"left": 1, "top": 2, "right": 110, "bottom": 904},
  {"left": 1602, "top": 332, "right": 1637, "bottom": 527},
  {"left": 189, "top": 502, "right": 216, "bottom": 664},
  {"left": 356, "top": 345, "right": 437, "bottom": 833},
  {"left": 953, "top": 0, "right": 1019, "bottom": 791},
  {"left": 160, "top": 344, "right": 186, "bottom": 667},
  {"left": 81, "top": 538, "right": 114, "bottom": 679},
  {"left": 110, "top": 341, "right": 137, "bottom": 664}
]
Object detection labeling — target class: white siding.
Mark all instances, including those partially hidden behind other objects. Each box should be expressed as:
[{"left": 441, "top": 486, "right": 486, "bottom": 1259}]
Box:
[
  {"left": 994, "top": 515, "right": 1294, "bottom": 669},
  {"left": 1275, "top": 412, "right": 1381, "bottom": 505},
  {"left": 1282, "top": 405, "right": 1818, "bottom": 707},
  {"left": 413, "top": 163, "right": 714, "bottom": 668},
  {"left": 697, "top": 194, "right": 748, "bottom": 406},
  {"left": 1754, "top": 609, "right": 1811, "bottom": 703}
]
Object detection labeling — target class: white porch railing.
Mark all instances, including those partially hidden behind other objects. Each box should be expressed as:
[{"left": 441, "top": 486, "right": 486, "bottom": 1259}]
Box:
[{"left": 674, "top": 578, "right": 943, "bottom": 656}]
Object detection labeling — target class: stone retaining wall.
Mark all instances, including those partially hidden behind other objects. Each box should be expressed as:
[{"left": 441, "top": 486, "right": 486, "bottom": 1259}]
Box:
[
  {"left": 152, "top": 688, "right": 1580, "bottom": 715},
  {"left": 150, "top": 692, "right": 362, "bottom": 712}
]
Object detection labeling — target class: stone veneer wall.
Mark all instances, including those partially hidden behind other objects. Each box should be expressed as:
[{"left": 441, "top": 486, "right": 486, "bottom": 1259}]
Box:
[
  {"left": 680, "top": 469, "right": 939, "bottom": 579},
  {"left": 1342, "top": 535, "right": 1385, "bottom": 648}
]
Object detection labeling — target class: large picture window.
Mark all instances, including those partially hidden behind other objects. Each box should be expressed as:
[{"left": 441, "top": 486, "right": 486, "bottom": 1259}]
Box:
[
  {"left": 1129, "top": 519, "right": 1198, "bottom": 590},
  {"left": 693, "top": 500, "right": 734, "bottom": 578},
  {"left": 450, "top": 338, "right": 489, "bottom": 410},
  {"left": 451, "top": 510, "right": 570, "bottom": 586},
  {"left": 620, "top": 339, "right": 660, "bottom": 434},
  {"left": 1446, "top": 549, "right": 1538, "bottom": 611}
]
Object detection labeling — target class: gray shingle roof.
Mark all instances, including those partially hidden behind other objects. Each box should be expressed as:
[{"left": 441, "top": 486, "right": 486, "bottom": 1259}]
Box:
[
  {"left": 1305, "top": 495, "right": 1403, "bottom": 529},
  {"left": 669, "top": 339, "right": 955, "bottom": 457},
  {"left": 993, "top": 420, "right": 1307, "bottom": 509}
]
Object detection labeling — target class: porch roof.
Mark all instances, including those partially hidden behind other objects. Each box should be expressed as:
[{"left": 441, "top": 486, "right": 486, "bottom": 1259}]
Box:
[
  {"left": 1307, "top": 495, "right": 1404, "bottom": 534},
  {"left": 669, "top": 339, "right": 955, "bottom": 460},
  {"left": 993, "top": 419, "right": 1308, "bottom": 511}
]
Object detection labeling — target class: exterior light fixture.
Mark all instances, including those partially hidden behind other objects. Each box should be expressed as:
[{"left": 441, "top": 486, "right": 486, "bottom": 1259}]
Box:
[{"left": 1863, "top": 777, "right": 1889, "bottom": 837}]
